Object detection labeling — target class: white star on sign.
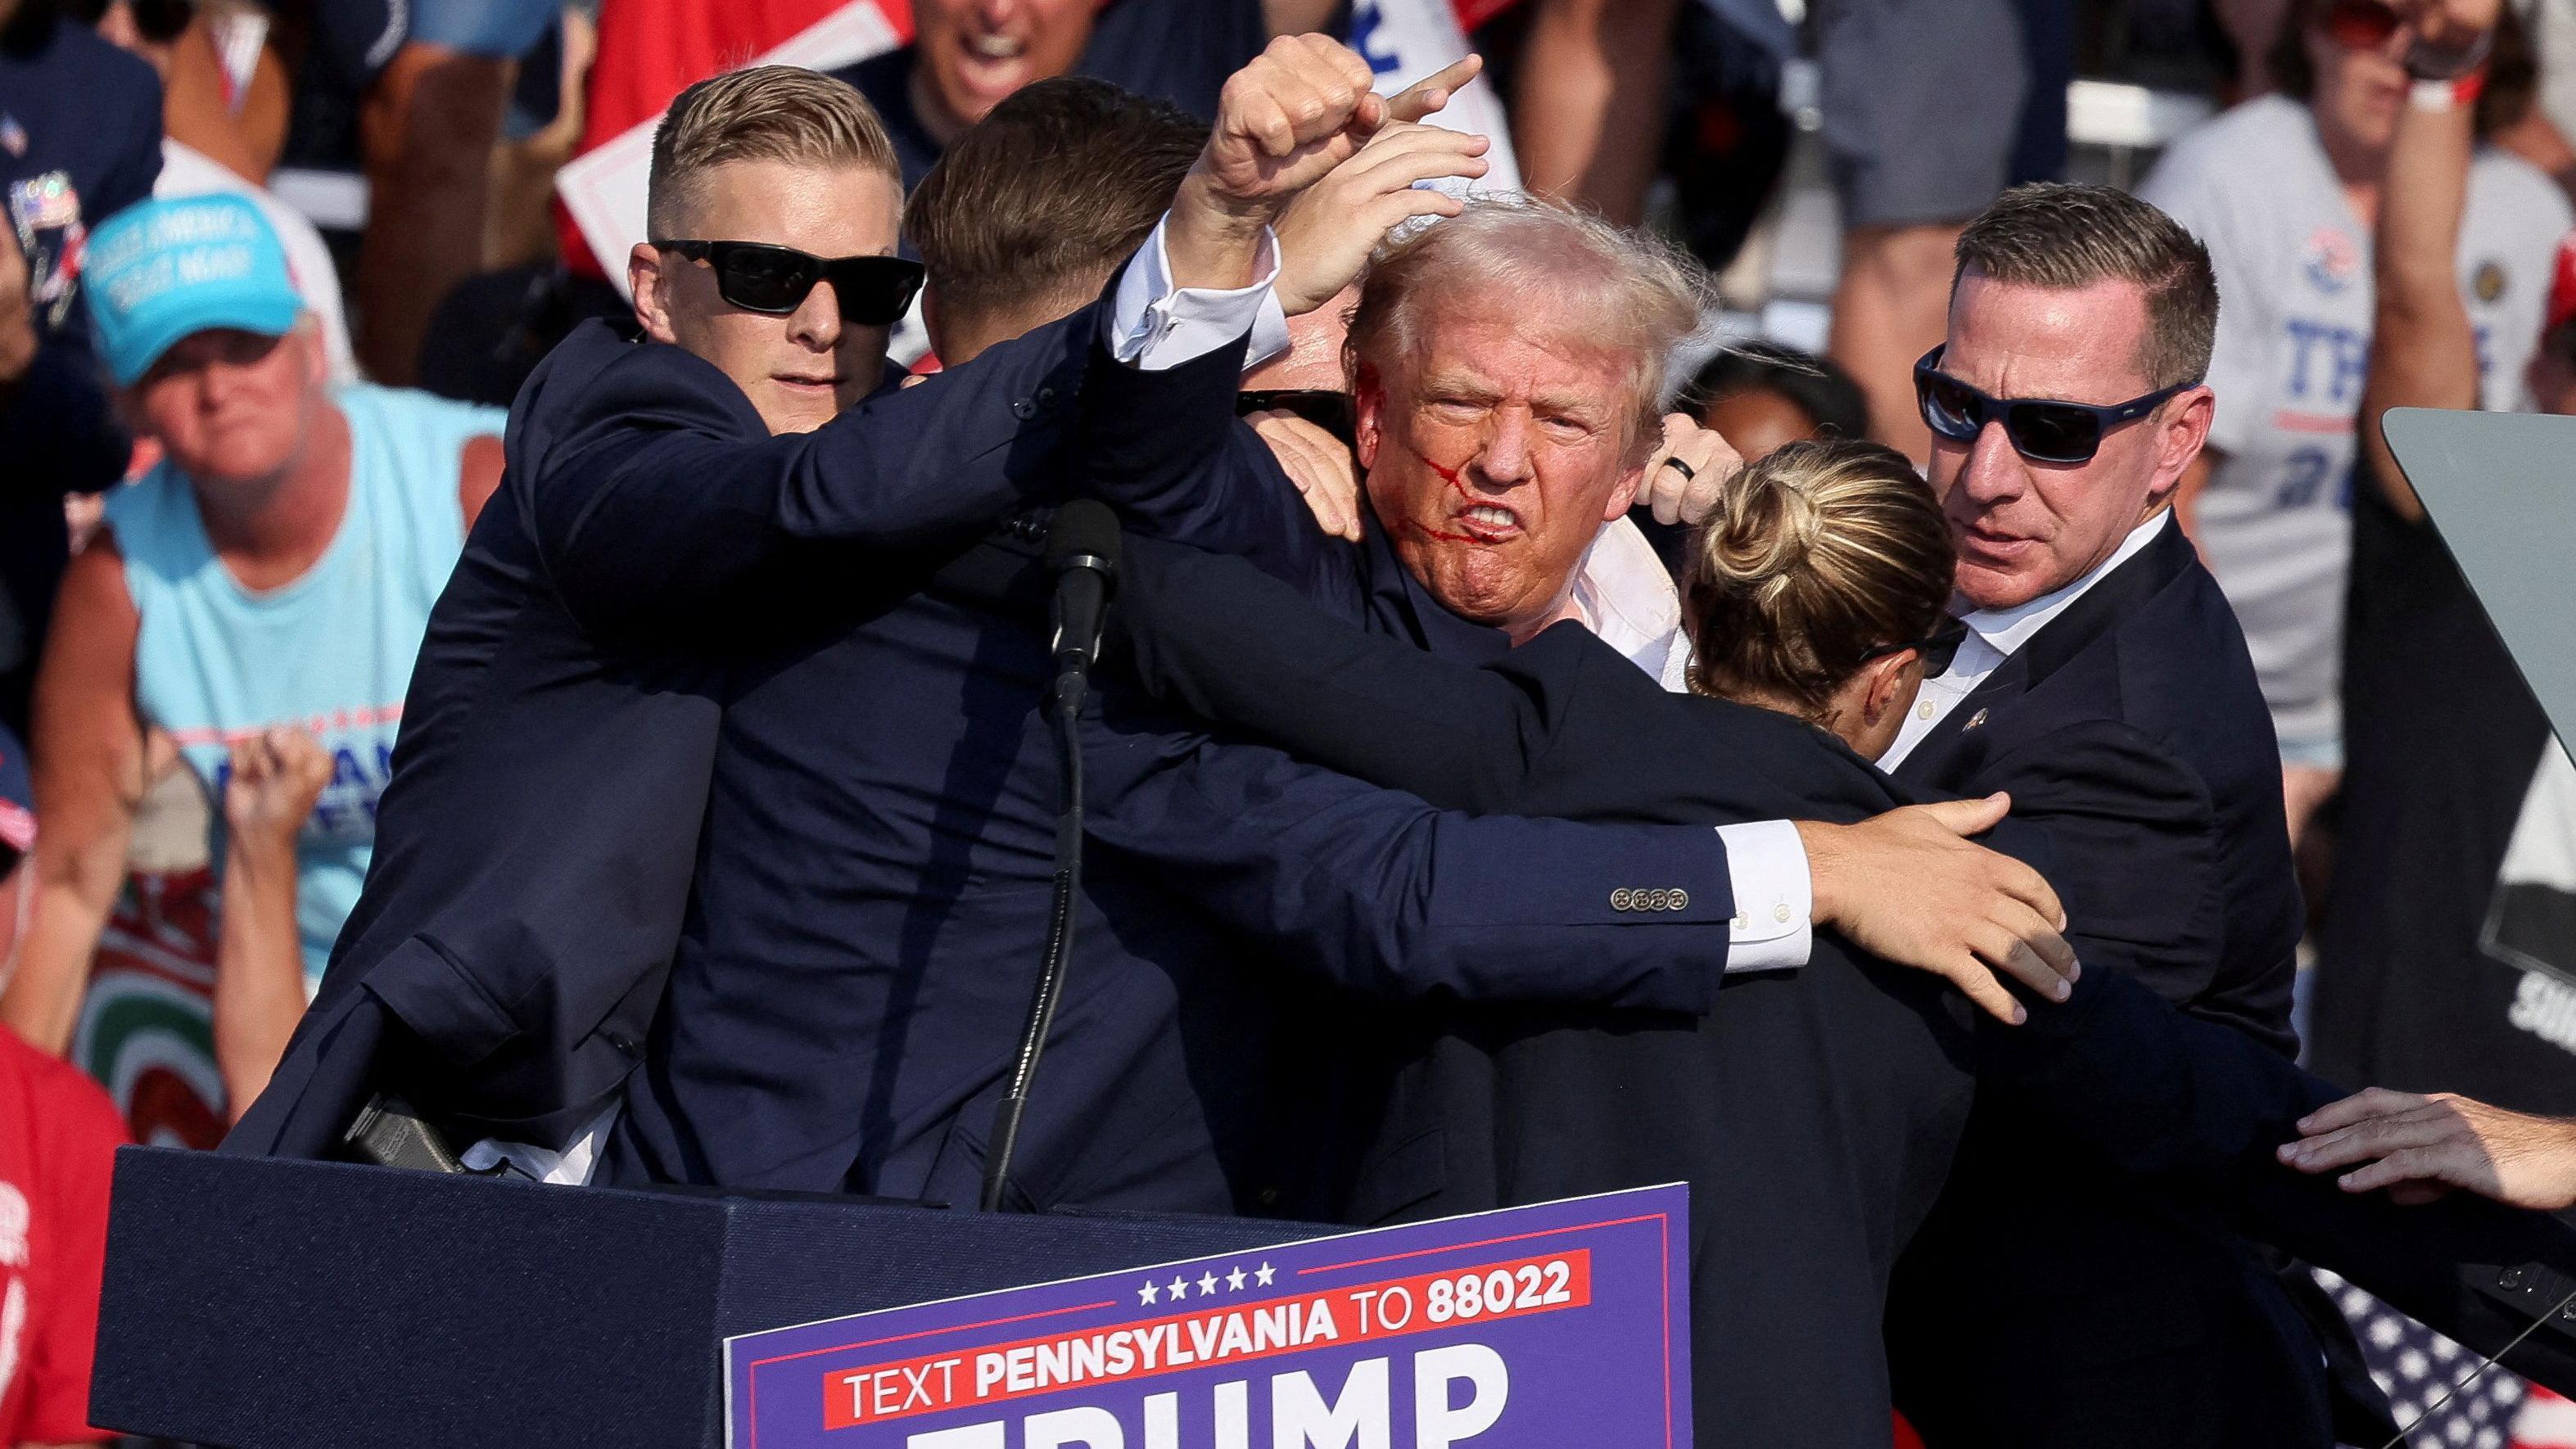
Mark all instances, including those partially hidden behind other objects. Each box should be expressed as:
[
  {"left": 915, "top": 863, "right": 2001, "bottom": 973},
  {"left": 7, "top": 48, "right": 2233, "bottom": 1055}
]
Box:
[
  {"left": 1198, "top": 1271, "right": 1219, "bottom": 1296},
  {"left": 1226, "top": 1266, "right": 1248, "bottom": 1292},
  {"left": 1254, "top": 1262, "right": 1277, "bottom": 1287},
  {"left": 1168, "top": 1275, "right": 1190, "bottom": 1300},
  {"left": 1139, "top": 1280, "right": 1159, "bottom": 1306}
]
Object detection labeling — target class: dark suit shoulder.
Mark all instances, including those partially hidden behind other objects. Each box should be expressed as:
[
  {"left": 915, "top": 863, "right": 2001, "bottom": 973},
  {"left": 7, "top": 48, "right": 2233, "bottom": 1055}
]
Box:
[{"left": 1501, "top": 624, "right": 1901, "bottom": 827}]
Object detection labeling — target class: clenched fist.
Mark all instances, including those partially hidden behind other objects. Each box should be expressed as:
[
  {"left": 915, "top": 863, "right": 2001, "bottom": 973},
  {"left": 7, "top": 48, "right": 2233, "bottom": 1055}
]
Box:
[{"left": 1168, "top": 35, "right": 1385, "bottom": 292}]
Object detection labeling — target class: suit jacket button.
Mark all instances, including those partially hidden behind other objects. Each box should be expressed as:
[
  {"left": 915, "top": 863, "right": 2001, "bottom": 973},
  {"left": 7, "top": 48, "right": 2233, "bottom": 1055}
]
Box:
[
  {"left": 2501, "top": 1268, "right": 2527, "bottom": 1289},
  {"left": 1670, "top": 888, "right": 1690, "bottom": 911},
  {"left": 1611, "top": 888, "right": 1635, "bottom": 911},
  {"left": 1013, "top": 398, "right": 1039, "bottom": 419},
  {"left": 1643, "top": 888, "right": 1667, "bottom": 910}
]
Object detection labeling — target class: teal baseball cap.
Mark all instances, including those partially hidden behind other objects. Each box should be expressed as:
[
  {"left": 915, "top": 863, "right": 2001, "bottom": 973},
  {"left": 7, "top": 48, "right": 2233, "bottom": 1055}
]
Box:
[{"left": 83, "top": 193, "right": 304, "bottom": 386}]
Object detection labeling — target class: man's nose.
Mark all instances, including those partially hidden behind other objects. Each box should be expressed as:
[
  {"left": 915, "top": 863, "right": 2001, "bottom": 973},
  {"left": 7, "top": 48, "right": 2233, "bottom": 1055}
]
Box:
[
  {"left": 1474, "top": 411, "right": 1535, "bottom": 487},
  {"left": 1958, "top": 418, "right": 2027, "bottom": 499},
  {"left": 788, "top": 281, "right": 843, "bottom": 352}
]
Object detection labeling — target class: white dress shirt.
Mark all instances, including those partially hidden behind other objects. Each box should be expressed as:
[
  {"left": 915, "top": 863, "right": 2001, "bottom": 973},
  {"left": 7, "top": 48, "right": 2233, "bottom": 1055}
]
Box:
[{"left": 1878, "top": 510, "right": 2175, "bottom": 774}]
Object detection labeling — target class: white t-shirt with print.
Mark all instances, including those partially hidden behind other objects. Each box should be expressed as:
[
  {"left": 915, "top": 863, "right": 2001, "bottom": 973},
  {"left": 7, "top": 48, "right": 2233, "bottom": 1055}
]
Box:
[{"left": 2140, "top": 94, "right": 2572, "bottom": 755}]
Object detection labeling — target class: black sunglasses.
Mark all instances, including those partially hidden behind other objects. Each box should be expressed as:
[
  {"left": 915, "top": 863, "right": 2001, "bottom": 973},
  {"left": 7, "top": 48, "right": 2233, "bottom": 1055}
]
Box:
[
  {"left": 1861, "top": 614, "right": 1970, "bottom": 679},
  {"left": 1914, "top": 345, "right": 2199, "bottom": 465},
  {"left": 649, "top": 240, "right": 925, "bottom": 327}
]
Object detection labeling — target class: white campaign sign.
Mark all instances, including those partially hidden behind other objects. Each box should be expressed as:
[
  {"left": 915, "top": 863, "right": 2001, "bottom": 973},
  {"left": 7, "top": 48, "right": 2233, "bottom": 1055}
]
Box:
[
  {"left": 1349, "top": 0, "right": 1522, "bottom": 193},
  {"left": 554, "top": 2, "right": 905, "bottom": 296}
]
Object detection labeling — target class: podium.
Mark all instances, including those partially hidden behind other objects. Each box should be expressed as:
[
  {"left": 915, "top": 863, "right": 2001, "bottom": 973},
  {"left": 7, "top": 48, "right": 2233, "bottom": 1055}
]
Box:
[{"left": 88, "top": 1146, "right": 1329, "bottom": 1448}]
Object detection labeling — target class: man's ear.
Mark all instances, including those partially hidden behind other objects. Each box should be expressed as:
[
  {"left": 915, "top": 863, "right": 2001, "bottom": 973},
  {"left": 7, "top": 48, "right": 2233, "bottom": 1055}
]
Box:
[
  {"left": 2147, "top": 384, "right": 2217, "bottom": 507},
  {"left": 630, "top": 243, "right": 680, "bottom": 345},
  {"left": 1353, "top": 363, "right": 1386, "bottom": 472},
  {"left": 1604, "top": 461, "right": 1646, "bottom": 521}
]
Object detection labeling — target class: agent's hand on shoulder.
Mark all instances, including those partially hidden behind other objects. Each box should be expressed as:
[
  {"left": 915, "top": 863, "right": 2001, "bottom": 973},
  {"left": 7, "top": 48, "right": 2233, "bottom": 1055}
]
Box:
[
  {"left": 1250, "top": 408, "right": 1362, "bottom": 542},
  {"left": 1796, "top": 793, "right": 2077, "bottom": 1025},
  {"left": 1638, "top": 415, "right": 1746, "bottom": 527}
]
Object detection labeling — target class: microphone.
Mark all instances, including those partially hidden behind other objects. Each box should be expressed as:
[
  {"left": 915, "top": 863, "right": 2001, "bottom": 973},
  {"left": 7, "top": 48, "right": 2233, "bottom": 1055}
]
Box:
[
  {"left": 981, "top": 502, "right": 1122, "bottom": 1213},
  {"left": 1044, "top": 499, "right": 1121, "bottom": 708}
]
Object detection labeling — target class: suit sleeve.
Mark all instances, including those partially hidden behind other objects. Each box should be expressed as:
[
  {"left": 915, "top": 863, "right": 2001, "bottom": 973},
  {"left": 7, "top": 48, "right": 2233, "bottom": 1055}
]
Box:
[
  {"left": 1113, "top": 535, "right": 1564, "bottom": 813},
  {"left": 1086, "top": 708, "right": 1738, "bottom": 1010},
  {"left": 525, "top": 308, "right": 1109, "bottom": 639},
  {"left": 1973, "top": 720, "right": 2226, "bottom": 1008},
  {"left": 1066, "top": 337, "right": 1341, "bottom": 589},
  {"left": 1979, "top": 965, "right": 2576, "bottom": 1400}
]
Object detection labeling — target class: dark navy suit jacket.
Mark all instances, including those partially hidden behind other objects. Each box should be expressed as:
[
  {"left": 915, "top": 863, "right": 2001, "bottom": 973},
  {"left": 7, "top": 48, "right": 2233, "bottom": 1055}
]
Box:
[
  {"left": 227, "top": 308, "right": 1116, "bottom": 1160},
  {"left": 599, "top": 337, "right": 1748, "bottom": 1213},
  {"left": 1881, "top": 517, "right": 2351, "bottom": 1449},
  {"left": 1105, "top": 531, "right": 2576, "bottom": 1445}
]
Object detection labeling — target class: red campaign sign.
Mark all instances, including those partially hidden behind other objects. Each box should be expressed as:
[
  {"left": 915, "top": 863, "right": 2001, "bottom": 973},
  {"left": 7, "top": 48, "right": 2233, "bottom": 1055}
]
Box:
[{"left": 823, "top": 1251, "right": 1592, "bottom": 1429}]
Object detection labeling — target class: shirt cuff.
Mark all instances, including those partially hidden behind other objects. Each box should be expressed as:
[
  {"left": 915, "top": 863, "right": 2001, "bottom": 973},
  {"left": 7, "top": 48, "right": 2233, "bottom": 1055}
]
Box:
[
  {"left": 1715, "top": 819, "right": 1813, "bottom": 971},
  {"left": 1109, "top": 214, "right": 1286, "bottom": 372}
]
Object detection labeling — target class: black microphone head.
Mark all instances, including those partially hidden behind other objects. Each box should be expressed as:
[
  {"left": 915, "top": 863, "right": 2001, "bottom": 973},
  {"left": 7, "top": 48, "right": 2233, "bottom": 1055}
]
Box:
[{"left": 1045, "top": 499, "right": 1122, "bottom": 580}]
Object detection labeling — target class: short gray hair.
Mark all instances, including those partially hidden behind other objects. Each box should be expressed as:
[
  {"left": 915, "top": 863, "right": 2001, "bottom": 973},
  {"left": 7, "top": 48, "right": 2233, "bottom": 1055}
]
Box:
[
  {"left": 1953, "top": 182, "right": 2219, "bottom": 390},
  {"left": 1343, "top": 195, "right": 1715, "bottom": 461}
]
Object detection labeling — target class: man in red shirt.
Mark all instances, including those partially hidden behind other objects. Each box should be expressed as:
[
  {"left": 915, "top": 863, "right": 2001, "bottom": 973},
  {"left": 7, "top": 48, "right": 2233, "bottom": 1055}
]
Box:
[{"left": 0, "top": 724, "right": 126, "bottom": 1448}]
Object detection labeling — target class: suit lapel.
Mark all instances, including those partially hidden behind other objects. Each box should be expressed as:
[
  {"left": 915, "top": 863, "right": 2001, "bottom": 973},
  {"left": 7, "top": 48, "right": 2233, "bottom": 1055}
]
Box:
[
  {"left": 1896, "top": 649, "right": 2031, "bottom": 791},
  {"left": 1896, "top": 518, "right": 2194, "bottom": 792}
]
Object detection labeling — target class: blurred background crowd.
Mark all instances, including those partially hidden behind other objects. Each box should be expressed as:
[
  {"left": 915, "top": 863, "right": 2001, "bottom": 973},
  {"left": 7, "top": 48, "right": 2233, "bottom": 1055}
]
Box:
[{"left": 7, "top": 0, "right": 2576, "bottom": 1443}]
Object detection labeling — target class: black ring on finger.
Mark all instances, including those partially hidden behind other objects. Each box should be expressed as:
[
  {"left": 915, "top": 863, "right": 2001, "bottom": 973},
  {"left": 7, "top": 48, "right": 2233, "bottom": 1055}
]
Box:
[{"left": 1661, "top": 457, "right": 1697, "bottom": 481}]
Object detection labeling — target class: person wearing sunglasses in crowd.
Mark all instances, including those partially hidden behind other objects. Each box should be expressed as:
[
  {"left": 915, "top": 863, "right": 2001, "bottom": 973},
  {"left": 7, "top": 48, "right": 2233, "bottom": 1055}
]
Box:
[{"left": 2140, "top": 0, "right": 2571, "bottom": 853}]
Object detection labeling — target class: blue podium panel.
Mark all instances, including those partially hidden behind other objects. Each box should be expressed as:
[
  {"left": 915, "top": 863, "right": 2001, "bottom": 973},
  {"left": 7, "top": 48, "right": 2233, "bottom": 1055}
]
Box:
[{"left": 91, "top": 1148, "right": 1326, "bottom": 1449}]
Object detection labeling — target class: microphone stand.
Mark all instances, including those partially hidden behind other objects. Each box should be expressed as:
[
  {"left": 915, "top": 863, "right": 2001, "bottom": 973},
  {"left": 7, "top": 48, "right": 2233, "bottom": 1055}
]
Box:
[{"left": 980, "top": 510, "right": 1115, "bottom": 1212}]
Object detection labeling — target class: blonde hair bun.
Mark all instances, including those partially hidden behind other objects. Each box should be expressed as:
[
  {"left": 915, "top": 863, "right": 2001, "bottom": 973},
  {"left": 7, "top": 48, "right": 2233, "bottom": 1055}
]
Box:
[{"left": 1682, "top": 438, "right": 1957, "bottom": 720}]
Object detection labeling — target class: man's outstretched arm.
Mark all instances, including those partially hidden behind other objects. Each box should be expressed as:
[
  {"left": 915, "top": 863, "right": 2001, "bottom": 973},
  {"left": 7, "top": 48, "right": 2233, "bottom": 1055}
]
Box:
[{"left": 1981, "top": 962, "right": 2576, "bottom": 1399}]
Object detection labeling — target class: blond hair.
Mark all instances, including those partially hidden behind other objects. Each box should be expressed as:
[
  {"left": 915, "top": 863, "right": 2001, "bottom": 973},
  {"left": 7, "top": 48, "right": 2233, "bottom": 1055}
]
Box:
[
  {"left": 646, "top": 66, "right": 900, "bottom": 237},
  {"left": 1343, "top": 195, "right": 1714, "bottom": 462},
  {"left": 1683, "top": 439, "right": 1955, "bottom": 722}
]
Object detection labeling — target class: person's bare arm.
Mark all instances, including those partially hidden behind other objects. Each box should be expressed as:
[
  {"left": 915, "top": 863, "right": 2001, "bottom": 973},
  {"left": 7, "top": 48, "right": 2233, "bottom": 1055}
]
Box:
[
  {"left": 0, "top": 220, "right": 35, "bottom": 395},
  {"left": 2282, "top": 1088, "right": 2576, "bottom": 1209},
  {"left": 2359, "top": 4, "right": 2490, "bottom": 522},
  {"left": 1509, "top": 0, "right": 1678, "bottom": 224},
  {"left": 355, "top": 43, "right": 509, "bottom": 384},
  {"left": 215, "top": 727, "right": 331, "bottom": 1117},
  {"left": 458, "top": 433, "right": 504, "bottom": 529},
  {"left": 1262, "top": 0, "right": 1344, "bottom": 34},
  {"left": 1, "top": 539, "right": 147, "bottom": 1054}
]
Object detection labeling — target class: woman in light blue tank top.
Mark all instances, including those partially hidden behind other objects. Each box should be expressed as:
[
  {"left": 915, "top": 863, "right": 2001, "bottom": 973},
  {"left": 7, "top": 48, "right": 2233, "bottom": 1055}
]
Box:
[{"left": 107, "top": 381, "right": 504, "bottom": 989}]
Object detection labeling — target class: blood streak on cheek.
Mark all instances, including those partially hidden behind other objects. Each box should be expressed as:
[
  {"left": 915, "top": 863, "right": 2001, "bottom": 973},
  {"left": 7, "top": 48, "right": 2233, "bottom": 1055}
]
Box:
[{"left": 1409, "top": 443, "right": 1476, "bottom": 498}]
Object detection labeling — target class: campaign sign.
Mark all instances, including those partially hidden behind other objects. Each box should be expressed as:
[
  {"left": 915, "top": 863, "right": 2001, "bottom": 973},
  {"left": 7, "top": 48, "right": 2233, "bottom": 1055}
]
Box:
[{"left": 725, "top": 1184, "right": 1689, "bottom": 1449}]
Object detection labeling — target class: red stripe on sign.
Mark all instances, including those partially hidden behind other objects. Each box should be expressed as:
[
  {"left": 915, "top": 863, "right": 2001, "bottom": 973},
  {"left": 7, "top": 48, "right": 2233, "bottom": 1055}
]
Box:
[{"left": 818, "top": 1250, "right": 1592, "bottom": 1429}]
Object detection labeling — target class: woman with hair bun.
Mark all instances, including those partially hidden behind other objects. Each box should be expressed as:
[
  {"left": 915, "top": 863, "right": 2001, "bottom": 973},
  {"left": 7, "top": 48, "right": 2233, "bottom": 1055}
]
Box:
[{"left": 1680, "top": 437, "right": 1963, "bottom": 761}]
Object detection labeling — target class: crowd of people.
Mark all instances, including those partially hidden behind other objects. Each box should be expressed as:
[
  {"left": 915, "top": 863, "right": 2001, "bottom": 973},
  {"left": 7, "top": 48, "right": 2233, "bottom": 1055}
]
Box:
[{"left": 14, "top": 0, "right": 2576, "bottom": 1445}]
